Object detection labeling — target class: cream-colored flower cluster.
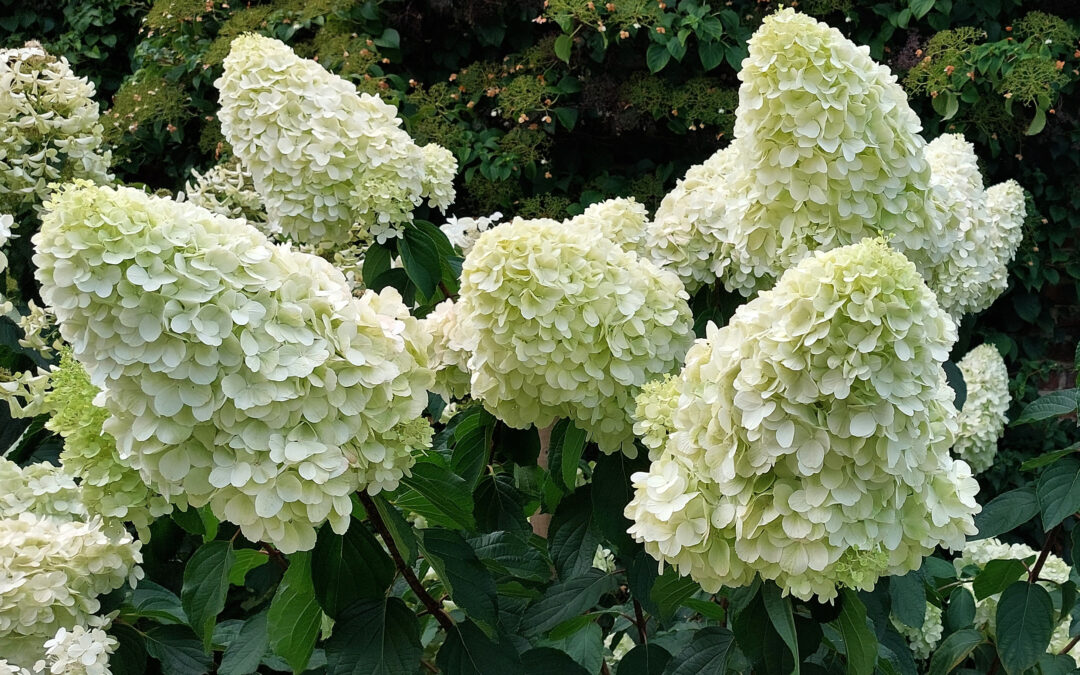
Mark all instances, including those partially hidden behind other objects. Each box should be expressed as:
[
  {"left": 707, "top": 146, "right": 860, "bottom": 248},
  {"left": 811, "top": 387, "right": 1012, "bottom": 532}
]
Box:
[
  {"left": 0, "top": 44, "right": 111, "bottom": 213},
  {"left": 892, "top": 603, "right": 943, "bottom": 661},
  {"left": 34, "top": 182, "right": 434, "bottom": 553},
  {"left": 953, "top": 344, "right": 1010, "bottom": 473},
  {"left": 570, "top": 197, "right": 649, "bottom": 255},
  {"left": 0, "top": 213, "right": 12, "bottom": 277},
  {"left": 439, "top": 212, "right": 503, "bottom": 255},
  {"left": 453, "top": 216, "right": 694, "bottom": 455},
  {"left": 38, "top": 625, "right": 116, "bottom": 675},
  {"left": 626, "top": 239, "right": 980, "bottom": 601},
  {"left": 419, "top": 299, "right": 471, "bottom": 401},
  {"left": 215, "top": 34, "right": 455, "bottom": 248},
  {"left": 641, "top": 10, "right": 1024, "bottom": 319},
  {"left": 954, "top": 538, "right": 1078, "bottom": 665},
  {"left": 182, "top": 158, "right": 270, "bottom": 233},
  {"left": 0, "top": 459, "right": 140, "bottom": 670}
]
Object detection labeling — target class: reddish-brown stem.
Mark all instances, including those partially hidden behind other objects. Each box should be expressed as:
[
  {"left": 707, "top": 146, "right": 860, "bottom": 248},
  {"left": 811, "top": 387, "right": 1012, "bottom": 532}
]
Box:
[
  {"left": 1029, "top": 525, "right": 1060, "bottom": 583},
  {"left": 633, "top": 598, "right": 648, "bottom": 644},
  {"left": 1059, "top": 635, "right": 1080, "bottom": 656},
  {"left": 263, "top": 542, "right": 289, "bottom": 571},
  {"left": 358, "top": 492, "right": 455, "bottom": 632}
]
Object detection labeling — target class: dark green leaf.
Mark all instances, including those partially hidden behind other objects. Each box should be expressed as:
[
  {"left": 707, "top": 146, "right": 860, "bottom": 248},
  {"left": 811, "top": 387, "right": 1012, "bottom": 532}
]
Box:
[
  {"left": 362, "top": 243, "right": 393, "bottom": 287},
  {"left": 553, "top": 107, "right": 578, "bottom": 130},
  {"left": 1037, "top": 458, "right": 1080, "bottom": 530},
  {"left": 995, "top": 582, "right": 1054, "bottom": 674},
  {"left": 109, "top": 623, "right": 147, "bottom": 675},
  {"left": 144, "top": 625, "right": 212, "bottom": 675},
  {"left": 974, "top": 487, "right": 1040, "bottom": 539},
  {"left": 311, "top": 520, "right": 395, "bottom": 618},
  {"left": 833, "top": 589, "right": 877, "bottom": 675},
  {"left": 910, "top": 0, "right": 935, "bottom": 19},
  {"left": 397, "top": 461, "right": 476, "bottom": 530},
  {"left": 451, "top": 408, "right": 492, "bottom": 488},
  {"left": 646, "top": 44, "right": 671, "bottom": 73},
  {"left": 540, "top": 622, "right": 603, "bottom": 673},
  {"left": 698, "top": 40, "right": 725, "bottom": 71},
  {"left": 181, "top": 540, "right": 234, "bottom": 652},
  {"left": 131, "top": 580, "right": 187, "bottom": 624},
  {"left": 629, "top": 550, "right": 660, "bottom": 617},
  {"left": 878, "top": 627, "right": 918, "bottom": 675},
  {"left": 474, "top": 474, "right": 531, "bottom": 532},
  {"left": 973, "top": 559, "right": 1028, "bottom": 601},
  {"left": 371, "top": 495, "right": 418, "bottom": 566},
  {"left": 592, "top": 452, "right": 645, "bottom": 554},
  {"left": 763, "top": 583, "right": 800, "bottom": 674},
  {"left": 470, "top": 531, "right": 550, "bottom": 582},
  {"left": 548, "top": 490, "right": 599, "bottom": 580},
  {"left": 267, "top": 551, "right": 322, "bottom": 674},
  {"left": 684, "top": 598, "right": 727, "bottom": 621},
  {"left": 437, "top": 620, "right": 522, "bottom": 675},
  {"left": 554, "top": 34, "right": 573, "bottom": 63},
  {"left": 650, "top": 568, "right": 699, "bottom": 622},
  {"left": 662, "top": 627, "right": 734, "bottom": 675},
  {"left": 219, "top": 612, "right": 269, "bottom": 675},
  {"left": 927, "top": 629, "right": 982, "bottom": 675},
  {"left": 946, "top": 587, "right": 976, "bottom": 631},
  {"left": 228, "top": 549, "right": 270, "bottom": 586},
  {"left": 325, "top": 598, "right": 422, "bottom": 675},
  {"left": 524, "top": 569, "right": 617, "bottom": 636},
  {"left": 889, "top": 572, "right": 926, "bottom": 629},
  {"left": 399, "top": 227, "right": 441, "bottom": 299},
  {"left": 1027, "top": 107, "right": 1047, "bottom": 136},
  {"left": 943, "top": 361, "right": 967, "bottom": 410},
  {"left": 547, "top": 420, "right": 587, "bottom": 492},
  {"left": 1021, "top": 444, "right": 1080, "bottom": 471},
  {"left": 522, "top": 647, "right": 591, "bottom": 675},
  {"left": 419, "top": 528, "right": 500, "bottom": 637},
  {"left": 172, "top": 505, "right": 206, "bottom": 536},
  {"left": 617, "top": 645, "right": 671, "bottom": 675},
  {"left": 1014, "top": 391, "right": 1080, "bottom": 425}
]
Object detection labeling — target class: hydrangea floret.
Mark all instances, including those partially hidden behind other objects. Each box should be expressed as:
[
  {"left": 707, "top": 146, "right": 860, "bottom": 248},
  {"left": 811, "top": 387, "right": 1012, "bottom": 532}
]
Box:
[
  {"left": 215, "top": 34, "right": 456, "bottom": 248},
  {"left": 37, "top": 625, "right": 117, "bottom": 675},
  {"left": 453, "top": 216, "right": 694, "bottom": 455},
  {"left": 182, "top": 158, "right": 269, "bottom": 232},
  {"left": 625, "top": 239, "right": 980, "bottom": 601},
  {"left": 569, "top": 197, "right": 649, "bottom": 255},
  {"left": 0, "top": 44, "right": 111, "bottom": 213},
  {"left": 34, "top": 182, "right": 434, "bottom": 553},
  {"left": 439, "top": 212, "right": 503, "bottom": 255},
  {"left": 418, "top": 299, "right": 471, "bottom": 401},
  {"left": 952, "top": 343, "right": 1010, "bottom": 473},
  {"left": 891, "top": 604, "right": 943, "bottom": 661}
]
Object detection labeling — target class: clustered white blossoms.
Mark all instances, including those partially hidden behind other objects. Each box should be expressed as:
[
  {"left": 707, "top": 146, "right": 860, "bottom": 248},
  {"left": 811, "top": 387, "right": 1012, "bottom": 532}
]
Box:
[
  {"left": 0, "top": 458, "right": 140, "bottom": 670},
  {"left": 439, "top": 212, "right": 503, "bottom": 255},
  {"left": 626, "top": 239, "right": 980, "bottom": 601},
  {"left": 215, "top": 34, "right": 456, "bottom": 248},
  {"left": 892, "top": 603, "right": 943, "bottom": 661},
  {"left": 181, "top": 158, "right": 270, "bottom": 232},
  {"left": 569, "top": 197, "right": 649, "bottom": 255},
  {"left": 952, "top": 343, "right": 1010, "bottom": 473},
  {"left": 34, "top": 181, "right": 434, "bottom": 553},
  {"left": 418, "top": 299, "right": 471, "bottom": 401},
  {"left": 0, "top": 44, "right": 111, "bottom": 212},
  {"left": 954, "top": 538, "right": 1079, "bottom": 666},
  {"left": 452, "top": 216, "right": 695, "bottom": 455},
  {"left": 640, "top": 10, "right": 1024, "bottom": 319},
  {"left": 37, "top": 625, "right": 117, "bottom": 675}
]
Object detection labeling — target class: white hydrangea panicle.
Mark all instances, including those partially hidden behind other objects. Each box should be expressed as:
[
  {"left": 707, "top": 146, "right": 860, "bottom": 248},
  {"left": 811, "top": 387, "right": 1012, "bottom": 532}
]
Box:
[
  {"left": 973, "top": 180, "right": 1026, "bottom": 313},
  {"left": 644, "top": 145, "right": 742, "bottom": 293},
  {"left": 626, "top": 239, "right": 980, "bottom": 601},
  {"left": 39, "top": 625, "right": 116, "bottom": 675},
  {"left": 569, "top": 197, "right": 649, "bottom": 255},
  {"left": 34, "top": 182, "right": 434, "bottom": 553},
  {"left": 215, "top": 34, "right": 455, "bottom": 248},
  {"left": 892, "top": 603, "right": 943, "bottom": 661},
  {"left": 181, "top": 158, "right": 270, "bottom": 233},
  {"left": 419, "top": 299, "right": 471, "bottom": 401},
  {"left": 0, "top": 44, "right": 111, "bottom": 212},
  {"left": 633, "top": 374, "right": 680, "bottom": 459},
  {"left": 453, "top": 216, "right": 695, "bottom": 456},
  {"left": 953, "top": 344, "right": 1010, "bottom": 473},
  {"left": 0, "top": 458, "right": 86, "bottom": 522},
  {"left": 439, "top": 212, "right": 503, "bottom": 255}
]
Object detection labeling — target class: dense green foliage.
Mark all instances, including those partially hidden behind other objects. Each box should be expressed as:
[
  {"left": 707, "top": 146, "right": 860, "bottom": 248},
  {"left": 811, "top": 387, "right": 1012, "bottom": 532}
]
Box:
[{"left": 2, "top": 1, "right": 1080, "bottom": 674}]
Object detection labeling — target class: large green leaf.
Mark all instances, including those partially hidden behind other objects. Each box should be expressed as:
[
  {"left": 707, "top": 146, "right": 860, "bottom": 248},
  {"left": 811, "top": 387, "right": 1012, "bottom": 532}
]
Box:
[
  {"left": 762, "top": 582, "right": 800, "bottom": 674},
  {"left": 995, "top": 582, "right": 1054, "bottom": 674},
  {"left": 144, "top": 625, "right": 212, "bottom": 675},
  {"left": 267, "top": 551, "right": 322, "bottom": 674},
  {"left": 973, "top": 559, "right": 1028, "bottom": 600},
  {"left": 927, "top": 629, "right": 982, "bottom": 675},
  {"left": 397, "top": 460, "right": 476, "bottom": 530},
  {"left": 547, "top": 419, "right": 587, "bottom": 491},
  {"left": 1014, "top": 390, "right": 1080, "bottom": 425},
  {"left": 521, "top": 648, "right": 591, "bottom": 675},
  {"left": 311, "top": 520, "right": 395, "bottom": 618},
  {"left": 617, "top": 645, "right": 671, "bottom": 675},
  {"left": 474, "top": 474, "right": 531, "bottom": 532},
  {"left": 109, "top": 623, "right": 148, "bottom": 675},
  {"left": 889, "top": 572, "right": 925, "bottom": 629},
  {"left": 945, "top": 588, "right": 976, "bottom": 631},
  {"left": 469, "top": 531, "right": 551, "bottom": 582},
  {"left": 1036, "top": 458, "right": 1080, "bottom": 530},
  {"left": 219, "top": 612, "right": 269, "bottom": 675},
  {"left": 436, "top": 620, "right": 522, "bottom": 675},
  {"left": 524, "top": 569, "right": 617, "bottom": 636},
  {"left": 974, "top": 487, "right": 1040, "bottom": 539},
  {"left": 591, "top": 452, "right": 645, "bottom": 554},
  {"left": 399, "top": 226, "right": 441, "bottom": 299},
  {"left": 324, "top": 598, "right": 422, "bottom": 675},
  {"left": 419, "top": 528, "right": 500, "bottom": 637},
  {"left": 833, "top": 589, "right": 877, "bottom": 675},
  {"left": 371, "top": 495, "right": 418, "bottom": 566},
  {"left": 662, "top": 627, "right": 734, "bottom": 675},
  {"left": 650, "top": 568, "right": 699, "bottom": 622},
  {"left": 450, "top": 407, "right": 493, "bottom": 488},
  {"left": 181, "top": 540, "right": 234, "bottom": 652},
  {"left": 548, "top": 490, "right": 600, "bottom": 580},
  {"left": 228, "top": 549, "right": 270, "bottom": 586}
]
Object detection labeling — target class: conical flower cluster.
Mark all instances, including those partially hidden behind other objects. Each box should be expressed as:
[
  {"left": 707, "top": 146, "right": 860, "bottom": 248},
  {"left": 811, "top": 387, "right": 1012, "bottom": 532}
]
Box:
[
  {"left": 626, "top": 239, "right": 980, "bottom": 601},
  {"left": 34, "top": 182, "right": 434, "bottom": 553},
  {"left": 453, "top": 216, "right": 695, "bottom": 455},
  {"left": 952, "top": 343, "right": 1010, "bottom": 473},
  {"left": 216, "top": 34, "right": 456, "bottom": 247}
]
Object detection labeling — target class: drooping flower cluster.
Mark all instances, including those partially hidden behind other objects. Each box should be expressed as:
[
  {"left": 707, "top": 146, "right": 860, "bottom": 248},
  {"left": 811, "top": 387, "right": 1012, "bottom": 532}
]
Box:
[
  {"left": 181, "top": 158, "right": 269, "bottom": 232},
  {"left": 34, "top": 182, "right": 434, "bottom": 553},
  {"left": 418, "top": 299, "right": 471, "bottom": 401},
  {"left": 626, "top": 239, "right": 980, "bottom": 601},
  {"left": 0, "top": 459, "right": 140, "bottom": 669},
  {"left": 569, "top": 197, "right": 649, "bottom": 255},
  {"left": 641, "top": 10, "right": 1024, "bottom": 318},
  {"left": 892, "top": 603, "right": 943, "bottom": 661},
  {"left": 215, "top": 34, "right": 456, "bottom": 248},
  {"left": 453, "top": 216, "right": 695, "bottom": 455},
  {"left": 976, "top": 180, "right": 1026, "bottom": 313},
  {"left": 439, "top": 212, "right": 503, "bottom": 255},
  {"left": 0, "top": 44, "right": 111, "bottom": 213},
  {"left": 952, "top": 344, "right": 1010, "bottom": 473},
  {"left": 954, "top": 538, "right": 1078, "bottom": 666}
]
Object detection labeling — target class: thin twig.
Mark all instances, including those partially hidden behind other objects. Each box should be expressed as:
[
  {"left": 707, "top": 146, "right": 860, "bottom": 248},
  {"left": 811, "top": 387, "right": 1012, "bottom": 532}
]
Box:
[
  {"left": 420, "top": 659, "right": 439, "bottom": 673},
  {"left": 358, "top": 492, "right": 455, "bottom": 632},
  {"left": 1059, "top": 634, "right": 1080, "bottom": 656},
  {"left": 1029, "top": 525, "right": 1060, "bottom": 583},
  {"left": 601, "top": 661, "right": 612, "bottom": 675},
  {"left": 262, "top": 542, "right": 289, "bottom": 571},
  {"left": 633, "top": 598, "right": 648, "bottom": 644}
]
